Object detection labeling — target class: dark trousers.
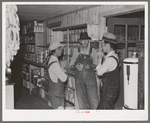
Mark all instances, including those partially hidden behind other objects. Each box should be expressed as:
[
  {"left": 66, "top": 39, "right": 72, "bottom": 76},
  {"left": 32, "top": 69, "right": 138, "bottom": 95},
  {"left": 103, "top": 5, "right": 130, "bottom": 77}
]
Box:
[
  {"left": 48, "top": 80, "right": 64, "bottom": 109},
  {"left": 97, "top": 86, "right": 119, "bottom": 109}
]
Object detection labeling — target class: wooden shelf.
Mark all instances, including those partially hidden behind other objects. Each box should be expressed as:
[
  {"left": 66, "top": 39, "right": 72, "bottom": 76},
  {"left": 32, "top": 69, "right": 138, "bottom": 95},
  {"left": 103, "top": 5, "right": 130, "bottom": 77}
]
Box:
[
  {"left": 65, "top": 85, "right": 75, "bottom": 91},
  {"left": 65, "top": 99, "right": 75, "bottom": 106},
  {"left": 21, "top": 32, "right": 43, "bottom": 36},
  {"left": 61, "top": 41, "right": 79, "bottom": 44},
  {"left": 53, "top": 23, "right": 87, "bottom": 31},
  {"left": 23, "top": 59, "right": 48, "bottom": 69},
  {"left": 36, "top": 45, "right": 49, "bottom": 48},
  {"left": 117, "top": 40, "right": 144, "bottom": 43}
]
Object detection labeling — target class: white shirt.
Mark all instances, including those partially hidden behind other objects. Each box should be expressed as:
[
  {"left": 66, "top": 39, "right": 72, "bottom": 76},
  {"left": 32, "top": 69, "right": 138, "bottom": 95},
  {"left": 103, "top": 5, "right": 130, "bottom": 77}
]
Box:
[
  {"left": 96, "top": 51, "right": 119, "bottom": 76},
  {"left": 48, "top": 55, "right": 67, "bottom": 83}
]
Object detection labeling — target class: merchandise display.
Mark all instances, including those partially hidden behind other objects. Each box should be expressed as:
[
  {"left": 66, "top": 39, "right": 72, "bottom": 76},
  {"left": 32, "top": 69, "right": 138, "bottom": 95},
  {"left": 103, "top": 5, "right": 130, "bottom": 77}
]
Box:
[
  {"left": 6, "top": 4, "right": 20, "bottom": 80},
  {"left": 4, "top": 4, "right": 145, "bottom": 111}
]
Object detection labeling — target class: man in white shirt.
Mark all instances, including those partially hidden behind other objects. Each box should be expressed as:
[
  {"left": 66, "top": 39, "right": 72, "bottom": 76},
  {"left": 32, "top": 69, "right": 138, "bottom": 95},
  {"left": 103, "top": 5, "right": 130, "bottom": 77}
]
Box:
[
  {"left": 48, "top": 41, "right": 67, "bottom": 109},
  {"left": 96, "top": 32, "right": 120, "bottom": 109}
]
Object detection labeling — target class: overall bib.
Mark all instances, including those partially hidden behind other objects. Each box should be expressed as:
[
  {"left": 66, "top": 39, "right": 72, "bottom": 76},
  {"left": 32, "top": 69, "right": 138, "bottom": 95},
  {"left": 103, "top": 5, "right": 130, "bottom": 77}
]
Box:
[
  {"left": 48, "top": 61, "right": 65, "bottom": 109},
  {"left": 97, "top": 56, "right": 120, "bottom": 109},
  {"left": 75, "top": 53, "right": 99, "bottom": 109}
]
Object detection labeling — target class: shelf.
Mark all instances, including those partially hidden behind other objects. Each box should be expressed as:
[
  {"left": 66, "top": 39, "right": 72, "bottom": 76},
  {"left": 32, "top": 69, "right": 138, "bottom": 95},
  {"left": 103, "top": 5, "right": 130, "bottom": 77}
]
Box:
[
  {"left": 117, "top": 40, "right": 144, "bottom": 43},
  {"left": 23, "top": 52, "right": 35, "bottom": 54},
  {"left": 60, "top": 41, "right": 79, "bottom": 44},
  {"left": 65, "top": 85, "right": 75, "bottom": 91},
  {"left": 65, "top": 99, "right": 75, "bottom": 106},
  {"left": 53, "top": 23, "right": 87, "bottom": 31},
  {"left": 21, "top": 43, "right": 35, "bottom": 45},
  {"left": 36, "top": 45, "right": 49, "bottom": 48},
  {"left": 21, "top": 32, "right": 43, "bottom": 36},
  {"left": 23, "top": 59, "right": 48, "bottom": 69}
]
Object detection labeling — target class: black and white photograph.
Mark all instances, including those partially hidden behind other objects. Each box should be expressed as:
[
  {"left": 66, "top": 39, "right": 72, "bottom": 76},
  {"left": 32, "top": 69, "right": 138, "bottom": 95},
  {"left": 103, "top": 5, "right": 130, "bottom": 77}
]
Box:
[{"left": 2, "top": 1, "right": 148, "bottom": 121}]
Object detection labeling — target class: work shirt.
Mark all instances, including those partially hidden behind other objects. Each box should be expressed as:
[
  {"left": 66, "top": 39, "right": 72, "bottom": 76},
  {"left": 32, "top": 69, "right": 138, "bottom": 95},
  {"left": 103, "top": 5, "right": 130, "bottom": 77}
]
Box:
[
  {"left": 69, "top": 46, "right": 100, "bottom": 67},
  {"left": 48, "top": 55, "right": 67, "bottom": 83},
  {"left": 96, "top": 51, "right": 119, "bottom": 76}
]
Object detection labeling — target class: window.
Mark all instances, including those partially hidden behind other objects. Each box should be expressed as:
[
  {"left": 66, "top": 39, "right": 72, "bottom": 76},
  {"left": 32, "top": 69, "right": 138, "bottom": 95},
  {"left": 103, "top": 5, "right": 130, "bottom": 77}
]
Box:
[{"left": 114, "top": 24, "right": 144, "bottom": 41}]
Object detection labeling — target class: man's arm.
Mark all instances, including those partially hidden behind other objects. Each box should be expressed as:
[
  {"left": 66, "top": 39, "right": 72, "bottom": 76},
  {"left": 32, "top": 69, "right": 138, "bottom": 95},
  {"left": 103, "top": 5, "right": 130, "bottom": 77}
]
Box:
[
  {"left": 51, "top": 62, "right": 67, "bottom": 82},
  {"left": 96, "top": 57, "right": 117, "bottom": 76}
]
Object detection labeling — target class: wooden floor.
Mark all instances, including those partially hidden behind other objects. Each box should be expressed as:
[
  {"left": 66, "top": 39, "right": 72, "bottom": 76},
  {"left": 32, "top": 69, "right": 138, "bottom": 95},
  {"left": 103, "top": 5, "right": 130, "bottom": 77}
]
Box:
[
  {"left": 15, "top": 86, "right": 123, "bottom": 110},
  {"left": 15, "top": 87, "right": 51, "bottom": 109}
]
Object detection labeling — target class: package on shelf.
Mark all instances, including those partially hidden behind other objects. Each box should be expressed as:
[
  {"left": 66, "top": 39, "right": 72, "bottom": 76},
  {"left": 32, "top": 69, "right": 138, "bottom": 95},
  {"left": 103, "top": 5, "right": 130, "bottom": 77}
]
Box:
[
  {"left": 63, "top": 31, "right": 67, "bottom": 42},
  {"left": 68, "top": 77, "right": 75, "bottom": 89},
  {"left": 53, "top": 31, "right": 63, "bottom": 42},
  {"left": 26, "top": 81, "right": 30, "bottom": 89},
  {"left": 23, "top": 79, "right": 30, "bottom": 89},
  {"left": 44, "top": 69, "right": 49, "bottom": 79},
  {"left": 36, "top": 47, "right": 47, "bottom": 54},
  {"left": 32, "top": 68, "right": 41, "bottom": 75},
  {"left": 65, "top": 88, "right": 69, "bottom": 100},
  {"left": 21, "top": 25, "right": 27, "bottom": 35},
  {"left": 25, "top": 73, "right": 30, "bottom": 81},
  {"left": 41, "top": 78, "right": 49, "bottom": 92},
  {"left": 36, "top": 78, "right": 42, "bottom": 87},
  {"left": 35, "top": 53, "right": 39, "bottom": 63},
  {"left": 44, "top": 91, "right": 49, "bottom": 100},
  {"left": 26, "top": 21, "right": 44, "bottom": 33},
  {"left": 67, "top": 89, "right": 75, "bottom": 103},
  {"left": 32, "top": 76, "right": 40, "bottom": 86},
  {"left": 39, "top": 57, "right": 44, "bottom": 63},
  {"left": 38, "top": 88, "right": 45, "bottom": 98},
  {"left": 21, "top": 71, "right": 26, "bottom": 80}
]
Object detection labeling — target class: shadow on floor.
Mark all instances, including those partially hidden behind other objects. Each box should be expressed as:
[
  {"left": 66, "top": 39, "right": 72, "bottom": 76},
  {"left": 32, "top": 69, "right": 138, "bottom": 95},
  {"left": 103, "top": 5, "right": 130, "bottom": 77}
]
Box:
[{"left": 15, "top": 87, "right": 51, "bottom": 109}]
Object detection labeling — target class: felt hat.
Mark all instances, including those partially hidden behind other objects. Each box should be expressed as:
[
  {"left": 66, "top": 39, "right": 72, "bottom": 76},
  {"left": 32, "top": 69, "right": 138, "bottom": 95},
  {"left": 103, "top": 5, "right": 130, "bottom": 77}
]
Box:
[
  {"left": 78, "top": 32, "right": 91, "bottom": 40},
  {"left": 102, "top": 32, "right": 117, "bottom": 44},
  {"left": 49, "top": 41, "right": 64, "bottom": 51}
]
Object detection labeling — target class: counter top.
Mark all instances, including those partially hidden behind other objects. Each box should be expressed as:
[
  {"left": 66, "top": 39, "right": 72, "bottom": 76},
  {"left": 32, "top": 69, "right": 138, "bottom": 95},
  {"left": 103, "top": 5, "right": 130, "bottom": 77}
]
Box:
[{"left": 23, "top": 59, "right": 48, "bottom": 69}]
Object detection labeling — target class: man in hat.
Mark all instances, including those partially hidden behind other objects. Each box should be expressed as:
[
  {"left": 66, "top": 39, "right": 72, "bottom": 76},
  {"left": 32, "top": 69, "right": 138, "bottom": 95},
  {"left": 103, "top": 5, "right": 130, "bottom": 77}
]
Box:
[
  {"left": 47, "top": 41, "right": 67, "bottom": 109},
  {"left": 69, "top": 32, "right": 99, "bottom": 109},
  {"left": 96, "top": 32, "right": 120, "bottom": 109}
]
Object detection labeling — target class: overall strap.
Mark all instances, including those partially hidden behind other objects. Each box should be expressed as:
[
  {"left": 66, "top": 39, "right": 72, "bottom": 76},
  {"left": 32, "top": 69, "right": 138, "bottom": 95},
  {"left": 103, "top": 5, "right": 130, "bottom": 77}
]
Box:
[
  {"left": 48, "top": 61, "right": 57, "bottom": 69},
  {"left": 108, "top": 56, "right": 119, "bottom": 66}
]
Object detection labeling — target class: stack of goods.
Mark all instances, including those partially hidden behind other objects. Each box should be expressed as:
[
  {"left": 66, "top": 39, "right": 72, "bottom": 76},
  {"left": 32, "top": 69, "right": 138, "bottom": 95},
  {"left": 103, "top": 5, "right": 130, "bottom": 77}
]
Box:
[
  {"left": 6, "top": 4, "right": 20, "bottom": 74},
  {"left": 62, "top": 44, "right": 79, "bottom": 62},
  {"left": 67, "top": 77, "right": 75, "bottom": 90},
  {"left": 21, "top": 63, "right": 30, "bottom": 88},
  {"left": 63, "top": 28, "right": 87, "bottom": 42},
  {"left": 21, "top": 21, "right": 44, "bottom": 34},
  {"left": 65, "top": 88, "right": 75, "bottom": 104}
]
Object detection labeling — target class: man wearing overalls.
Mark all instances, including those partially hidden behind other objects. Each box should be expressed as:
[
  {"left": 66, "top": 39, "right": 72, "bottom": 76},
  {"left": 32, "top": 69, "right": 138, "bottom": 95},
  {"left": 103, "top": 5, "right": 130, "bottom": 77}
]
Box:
[
  {"left": 48, "top": 42, "right": 67, "bottom": 109},
  {"left": 96, "top": 32, "right": 120, "bottom": 109},
  {"left": 69, "top": 32, "right": 99, "bottom": 109}
]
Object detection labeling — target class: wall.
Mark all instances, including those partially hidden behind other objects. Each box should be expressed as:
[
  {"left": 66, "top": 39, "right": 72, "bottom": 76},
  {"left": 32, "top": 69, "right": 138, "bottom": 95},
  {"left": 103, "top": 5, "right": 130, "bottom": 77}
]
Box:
[{"left": 46, "top": 5, "right": 125, "bottom": 27}]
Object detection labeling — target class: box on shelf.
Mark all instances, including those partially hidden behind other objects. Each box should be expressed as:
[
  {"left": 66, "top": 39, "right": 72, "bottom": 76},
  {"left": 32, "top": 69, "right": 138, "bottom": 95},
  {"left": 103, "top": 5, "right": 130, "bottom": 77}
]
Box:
[{"left": 26, "top": 21, "right": 44, "bottom": 33}]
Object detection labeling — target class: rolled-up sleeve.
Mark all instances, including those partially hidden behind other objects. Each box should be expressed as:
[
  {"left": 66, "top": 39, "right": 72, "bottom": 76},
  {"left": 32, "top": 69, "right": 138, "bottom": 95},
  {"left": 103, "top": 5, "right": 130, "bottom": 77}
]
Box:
[
  {"left": 96, "top": 57, "right": 117, "bottom": 76},
  {"left": 51, "top": 62, "right": 67, "bottom": 82}
]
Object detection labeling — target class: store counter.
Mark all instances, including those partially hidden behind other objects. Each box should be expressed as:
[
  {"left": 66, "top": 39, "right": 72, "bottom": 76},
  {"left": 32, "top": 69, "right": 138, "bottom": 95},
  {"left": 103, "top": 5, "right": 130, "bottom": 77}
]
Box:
[{"left": 6, "top": 80, "right": 15, "bottom": 109}]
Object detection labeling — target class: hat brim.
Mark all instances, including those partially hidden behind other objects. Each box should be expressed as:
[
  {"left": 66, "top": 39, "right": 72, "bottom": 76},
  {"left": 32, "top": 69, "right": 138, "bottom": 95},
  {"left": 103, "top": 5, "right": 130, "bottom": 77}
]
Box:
[
  {"left": 49, "top": 43, "right": 64, "bottom": 51},
  {"left": 102, "top": 36, "right": 117, "bottom": 44}
]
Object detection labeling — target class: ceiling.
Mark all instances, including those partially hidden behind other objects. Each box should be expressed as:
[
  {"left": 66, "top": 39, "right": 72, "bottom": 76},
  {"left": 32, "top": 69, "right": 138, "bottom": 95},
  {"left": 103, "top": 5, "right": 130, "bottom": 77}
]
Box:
[
  {"left": 17, "top": 5, "right": 93, "bottom": 26},
  {"left": 17, "top": 5, "right": 144, "bottom": 26}
]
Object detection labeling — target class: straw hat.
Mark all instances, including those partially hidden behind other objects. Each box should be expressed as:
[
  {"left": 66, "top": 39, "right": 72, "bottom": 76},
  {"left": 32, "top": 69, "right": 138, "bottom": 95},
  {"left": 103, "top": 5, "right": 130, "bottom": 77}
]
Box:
[
  {"left": 49, "top": 42, "right": 64, "bottom": 51},
  {"left": 102, "top": 32, "right": 117, "bottom": 44}
]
